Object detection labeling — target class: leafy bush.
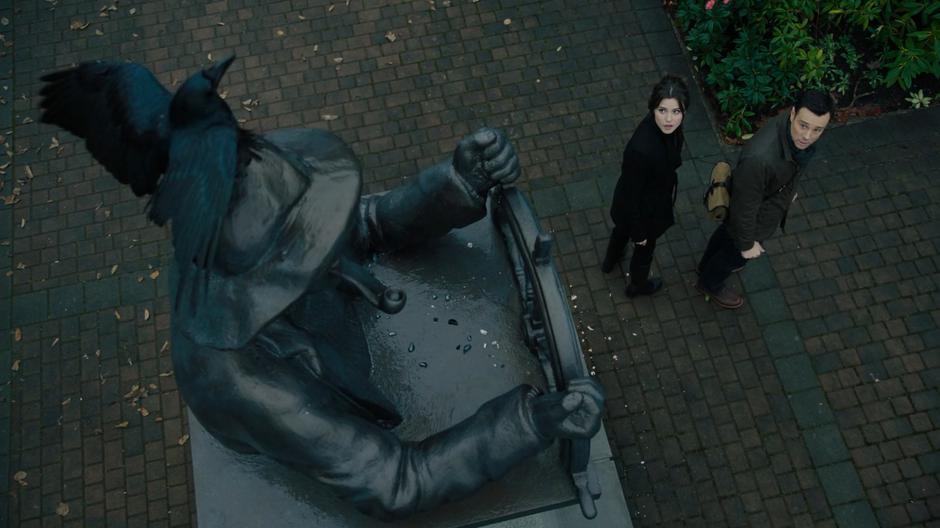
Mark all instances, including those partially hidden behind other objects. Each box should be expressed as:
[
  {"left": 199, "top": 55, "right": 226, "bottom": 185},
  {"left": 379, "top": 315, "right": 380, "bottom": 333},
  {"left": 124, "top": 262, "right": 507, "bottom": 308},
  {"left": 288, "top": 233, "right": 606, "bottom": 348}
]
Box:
[{"left": 674, "top": 0, "right": 940, "bottom": 138}]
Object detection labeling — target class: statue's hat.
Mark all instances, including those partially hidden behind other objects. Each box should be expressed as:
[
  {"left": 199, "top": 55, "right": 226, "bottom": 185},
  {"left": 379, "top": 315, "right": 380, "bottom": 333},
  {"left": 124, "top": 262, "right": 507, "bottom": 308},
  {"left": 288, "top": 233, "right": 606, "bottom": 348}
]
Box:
[{"left": 173, "top": 128, "right": 362, "bottom": 349}]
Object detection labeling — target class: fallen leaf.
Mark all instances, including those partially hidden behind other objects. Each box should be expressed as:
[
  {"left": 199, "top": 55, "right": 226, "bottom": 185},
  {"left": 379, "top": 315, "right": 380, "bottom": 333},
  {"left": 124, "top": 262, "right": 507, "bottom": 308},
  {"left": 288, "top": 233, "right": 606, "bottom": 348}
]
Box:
[
  {"left": 114, "top": 421, "right": 129, "bottom": 429},
  {"left": 22, "top": 117, "right": 33, "bottom": 124},
  {"left": 110, "top": 264, "right": 118, "bottom": 275},
  {"left": 149, "top": 270, "right": 160, "bottom": 279},
  {"left": 19, "top": 218, "right": 25, "bottom": 228},
  {"left": 11, "top": 359, "right": 20, "bottom": 371},
  {"left": 385, "top": 31, "right": 397, "bottom": 42},
  {"left": 159, "top": 370, "right": 173, "bottom": 377},
  {"left": 160, "top": 341, "right": 170, "bottom": 353},
  {"left": 139, "top": 407, "right": 150, "bottom": 417},
  {"left": 328, "top": 4, "right": 335, "bottom": 12},
  {"left": 298, "top": 14, "right": 306, "bottom": 20},
  {"left": 503, "top": 18, "right": 511, "bottom": 25},
  {"left": 216, "top": 21, "right": 225, "bottom": 26},
  {"left": 69, "top": 20, "right": 90, "bottom": 30},
  {"left": 61, "top": 397, "right": 70, "bottom": 406},
  {"left": 556, "top": 46, "right": 563, "bottom": 52},
  {"left": 56, "top": 502, "right": 69, "bottom": 517},
  {"left": 148, "top": 383, "right": 158, "bottom": 390},
  {"left": 114, "top": 310, "right": 121, "bottom": 320},
  {"left": 49, "top": 136, "right": 60, "bottom": 149},
  {"left": 95, "top": 29, "right": 104, "bottom": 36},
  {"left": 13, "top": 328, "right": 21, "bottom": 341},
  {"left": 124, "top": 384, "right": 140, "bottom": 399},
  {"left": 129, "top": 7, "right": 137, "bottom": 14},
  {"left": 321, "top": 114, "right": 338, "bottom": 121},
  {"left": 178, "top": 434, "right": 190, "bottom": 445},
  {"left": 51, "top": 337, "right": 59, "bottom": 347},
  {"left": 0, "top": 17, "right": 8, "bottom": 25},
  {"left": 13, "top": 470, "right": 27, "bottom": 486},
  {"left": 144, "top": 309, "right": 150, "bottom": 321},
  {"left": 275, "top": 29, "right": 286, "bottom": 37},
  {"left": 332, "top": 57, "right": 343, "bottom": 64}
]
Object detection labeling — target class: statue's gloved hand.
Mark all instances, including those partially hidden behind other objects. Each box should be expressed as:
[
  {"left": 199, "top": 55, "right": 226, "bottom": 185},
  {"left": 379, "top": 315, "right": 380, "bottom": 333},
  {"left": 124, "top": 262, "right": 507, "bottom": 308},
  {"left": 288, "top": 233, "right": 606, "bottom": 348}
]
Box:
[
  {"left": 453, "top": 127, "right": 521, "bottom": 196},
  {"left": 530, "top": 378, "right": 604, "bottom": 439}
]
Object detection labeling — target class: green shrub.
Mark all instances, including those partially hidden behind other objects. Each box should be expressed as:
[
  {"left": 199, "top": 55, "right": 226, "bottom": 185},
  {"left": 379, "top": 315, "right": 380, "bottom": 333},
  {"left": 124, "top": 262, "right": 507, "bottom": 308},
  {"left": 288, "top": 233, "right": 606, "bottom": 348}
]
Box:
[{"left": 674, "top": 0, "right": 940, "bottom": 138}]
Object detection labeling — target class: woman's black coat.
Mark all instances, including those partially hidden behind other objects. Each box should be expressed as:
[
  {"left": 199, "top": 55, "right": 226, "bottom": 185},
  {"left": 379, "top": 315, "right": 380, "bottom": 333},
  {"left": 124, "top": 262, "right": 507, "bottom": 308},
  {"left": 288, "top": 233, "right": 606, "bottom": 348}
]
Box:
[{"left": 609, "top": 113, "right": 683, "bottom": 242}]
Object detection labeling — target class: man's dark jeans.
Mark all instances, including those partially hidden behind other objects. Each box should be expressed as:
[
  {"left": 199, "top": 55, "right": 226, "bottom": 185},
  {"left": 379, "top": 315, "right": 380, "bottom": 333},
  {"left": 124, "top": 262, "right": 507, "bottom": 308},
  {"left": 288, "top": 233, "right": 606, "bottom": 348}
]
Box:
[{"left": 698, "top": 222, "right": 747, "bottom": 292}]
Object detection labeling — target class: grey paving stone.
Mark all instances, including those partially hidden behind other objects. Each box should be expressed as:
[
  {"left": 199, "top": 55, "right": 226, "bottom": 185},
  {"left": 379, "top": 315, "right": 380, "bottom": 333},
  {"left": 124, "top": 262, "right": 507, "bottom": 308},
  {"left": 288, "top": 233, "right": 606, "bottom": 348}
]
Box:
[
  {"left": 749, "top": 288, "right": 790, "bottom": 326},
  {"left": 48, "top": 283, "right": 84, "bottom": 319},
  {"left": 564, "top": 178, "right": 602, "bottom": 211},
  {"left": 803, "top": 424, "right": 851, "bottom": 467},
  {"left": 762, "top": 321, "right": 805, "bottom": 357},
  {"left": 775, "top": 354, "right": 819, "bottom": 393},
  {"left": 643, "top": 30, "right": 682, "bottom": 57},
  {"left": 831, "top": 501, "right": 879, "bottom": 528},
  {"left": 11, "top": 290, "right": 47, "bottom": 326},
  {"left": 83, "top": 277, "right": 121, "bottom": 311},
  {"left": 818, "top": 462, "right": 867, "bottom": 505},
  {"left": 530, "top": 187, "right": 570, "bottom": 218},
  {"left": 790, "top": 388, "right": 836, "bottom": 428},
  {"left": 739, "top": 257, "right": 778, "bottom": 293},
  {"left": 120, "top": 274, "right": 157, "bottom": 306}
]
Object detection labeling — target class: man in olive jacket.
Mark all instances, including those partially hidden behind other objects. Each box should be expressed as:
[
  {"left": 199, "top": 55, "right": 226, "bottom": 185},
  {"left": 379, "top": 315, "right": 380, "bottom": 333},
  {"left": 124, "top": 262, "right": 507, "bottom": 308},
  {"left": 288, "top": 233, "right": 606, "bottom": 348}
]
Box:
[{"left": 697, "top": 90, "right": 834, "bottom": 309}]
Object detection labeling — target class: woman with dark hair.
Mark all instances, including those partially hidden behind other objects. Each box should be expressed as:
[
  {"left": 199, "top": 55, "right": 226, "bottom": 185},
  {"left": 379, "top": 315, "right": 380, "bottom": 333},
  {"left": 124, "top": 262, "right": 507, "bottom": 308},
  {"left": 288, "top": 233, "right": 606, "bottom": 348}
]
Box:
[{"left": 601, "top": 75, "right": 689, "bottom": 297}]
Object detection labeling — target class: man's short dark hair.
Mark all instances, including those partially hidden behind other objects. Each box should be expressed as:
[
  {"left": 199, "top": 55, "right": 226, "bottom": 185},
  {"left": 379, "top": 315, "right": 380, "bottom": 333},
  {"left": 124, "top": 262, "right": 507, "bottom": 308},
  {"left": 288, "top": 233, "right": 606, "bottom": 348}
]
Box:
[{"left": 793, "top": 90, "right": 835, "bottom": 117}]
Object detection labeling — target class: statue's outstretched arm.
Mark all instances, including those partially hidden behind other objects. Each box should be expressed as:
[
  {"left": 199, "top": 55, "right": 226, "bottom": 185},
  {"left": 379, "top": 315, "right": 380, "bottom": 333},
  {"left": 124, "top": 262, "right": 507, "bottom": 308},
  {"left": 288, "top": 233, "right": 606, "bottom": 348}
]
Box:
[
  {"left": 246, "top": 382, "right": 548, "bottom": 519},
  {"left": 360, "top": 128, "right": 520, "bottom": 253}
]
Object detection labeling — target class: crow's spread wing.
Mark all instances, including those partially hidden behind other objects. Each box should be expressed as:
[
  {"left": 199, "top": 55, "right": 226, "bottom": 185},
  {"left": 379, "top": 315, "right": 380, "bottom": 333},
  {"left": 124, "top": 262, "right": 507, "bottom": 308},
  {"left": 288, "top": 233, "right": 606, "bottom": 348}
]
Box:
[{"left": 39, "top": 61, "right": 172, "bottom": 196}]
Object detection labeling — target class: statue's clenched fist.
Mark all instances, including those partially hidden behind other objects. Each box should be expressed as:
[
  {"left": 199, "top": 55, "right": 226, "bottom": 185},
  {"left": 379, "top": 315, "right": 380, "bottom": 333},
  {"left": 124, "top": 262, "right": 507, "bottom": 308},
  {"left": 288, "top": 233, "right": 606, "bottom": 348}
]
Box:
[
  {"left": 530, "top": 378, "right": 604, "bottom": 439},
  {"left": 454, "top": 128, "right": 521, "bottom": 196}
]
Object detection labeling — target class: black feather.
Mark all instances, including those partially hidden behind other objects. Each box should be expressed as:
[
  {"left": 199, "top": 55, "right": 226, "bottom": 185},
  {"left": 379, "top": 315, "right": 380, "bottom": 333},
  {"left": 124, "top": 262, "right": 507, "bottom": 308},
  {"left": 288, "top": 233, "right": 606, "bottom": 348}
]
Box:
[
  {"left": 39, "top": 61, "right": 171, "bottom": 195},
  {"left": 39, "top": 56, "right": 253, "bottom": 292}
]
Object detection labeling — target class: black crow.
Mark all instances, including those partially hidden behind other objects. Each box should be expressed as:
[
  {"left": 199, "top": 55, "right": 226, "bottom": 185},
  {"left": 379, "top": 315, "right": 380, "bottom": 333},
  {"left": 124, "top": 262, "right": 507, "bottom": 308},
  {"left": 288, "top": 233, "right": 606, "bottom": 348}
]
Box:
[{"left": 38, "top": 55, "right": 256, "bottom": 271}]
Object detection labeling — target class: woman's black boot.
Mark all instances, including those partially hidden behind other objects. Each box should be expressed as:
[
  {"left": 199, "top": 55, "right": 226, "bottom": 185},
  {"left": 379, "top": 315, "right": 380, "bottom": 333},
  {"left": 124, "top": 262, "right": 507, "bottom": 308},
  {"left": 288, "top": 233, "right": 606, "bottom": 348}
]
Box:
[{"left": 625, "top": 277, "right": 663, "bottom": 297}]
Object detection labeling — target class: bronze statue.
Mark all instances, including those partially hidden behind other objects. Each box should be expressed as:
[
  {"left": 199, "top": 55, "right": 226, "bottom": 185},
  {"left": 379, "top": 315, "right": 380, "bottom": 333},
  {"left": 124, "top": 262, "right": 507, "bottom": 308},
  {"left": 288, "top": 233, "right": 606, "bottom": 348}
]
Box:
[{"left": 39, "top": 55, "right": 604, "bottom": 520}]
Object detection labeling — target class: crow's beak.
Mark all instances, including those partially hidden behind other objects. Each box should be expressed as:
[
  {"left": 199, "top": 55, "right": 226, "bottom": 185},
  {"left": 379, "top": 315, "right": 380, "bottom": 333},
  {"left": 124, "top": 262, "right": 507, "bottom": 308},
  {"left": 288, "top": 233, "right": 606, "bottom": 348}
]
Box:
[{"left": 204, "top": 54, "right": 235, "bottom": 90}]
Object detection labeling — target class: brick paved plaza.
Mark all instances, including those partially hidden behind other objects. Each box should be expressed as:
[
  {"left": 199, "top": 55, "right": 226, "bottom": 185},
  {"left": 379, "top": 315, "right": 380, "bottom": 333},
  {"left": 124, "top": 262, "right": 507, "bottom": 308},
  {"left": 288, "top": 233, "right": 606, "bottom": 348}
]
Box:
[{"left": 1, "top": 1, "right": 938, "bottom": 526}]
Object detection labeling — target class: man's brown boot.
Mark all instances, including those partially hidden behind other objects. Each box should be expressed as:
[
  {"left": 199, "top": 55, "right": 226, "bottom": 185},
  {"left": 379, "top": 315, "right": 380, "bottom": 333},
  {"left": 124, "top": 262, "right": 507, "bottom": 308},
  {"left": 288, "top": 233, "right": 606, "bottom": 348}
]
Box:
[{"left": 696, "top": 281, "right": 744, "bottom": 309}]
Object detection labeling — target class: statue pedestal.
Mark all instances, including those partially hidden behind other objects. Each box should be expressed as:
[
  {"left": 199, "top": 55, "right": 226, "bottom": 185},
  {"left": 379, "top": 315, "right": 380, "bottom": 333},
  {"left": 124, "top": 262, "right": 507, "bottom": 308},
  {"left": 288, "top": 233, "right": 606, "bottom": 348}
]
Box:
[{"left": 188, "top": 210, "right": 632, "bottom": 527}]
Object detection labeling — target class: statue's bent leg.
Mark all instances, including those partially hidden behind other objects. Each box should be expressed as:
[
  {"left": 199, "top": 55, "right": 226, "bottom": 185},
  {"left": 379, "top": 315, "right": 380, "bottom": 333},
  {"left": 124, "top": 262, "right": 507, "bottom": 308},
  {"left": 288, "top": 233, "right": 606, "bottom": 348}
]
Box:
[{"left": 174, "top": 331, "right": 548, "bottom": 520}]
